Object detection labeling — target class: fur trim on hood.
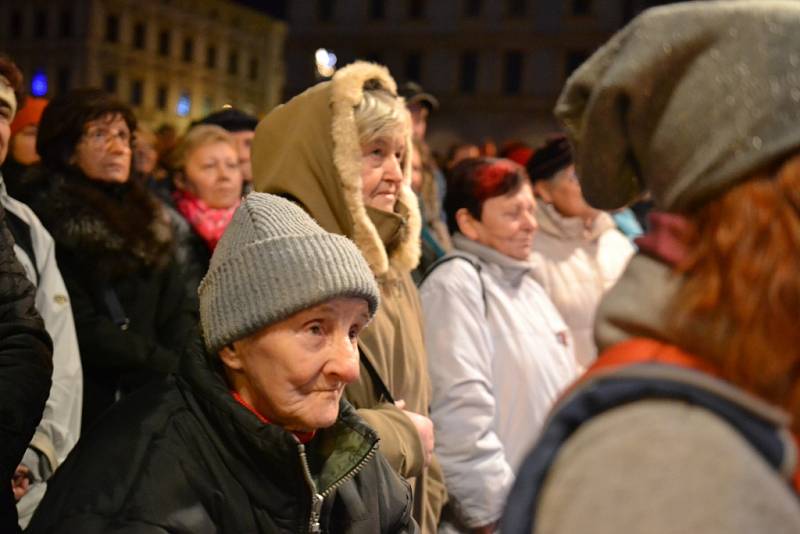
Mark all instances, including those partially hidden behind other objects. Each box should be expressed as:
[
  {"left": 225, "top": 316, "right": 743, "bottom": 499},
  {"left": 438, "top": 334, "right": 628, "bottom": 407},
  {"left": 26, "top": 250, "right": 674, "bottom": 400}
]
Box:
[
  {"left": 23, "top": 166, "right": 174, "bottom": 281},
  {"left": 252, "top": 61, "right": 421, "bottom": 277}
]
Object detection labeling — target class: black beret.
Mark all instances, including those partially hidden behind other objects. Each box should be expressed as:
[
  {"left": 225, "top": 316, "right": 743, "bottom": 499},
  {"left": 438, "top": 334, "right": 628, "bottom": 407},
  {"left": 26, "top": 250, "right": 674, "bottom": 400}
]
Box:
[{"left": 526, "top": 134, "right": 573, "bottom": 182}]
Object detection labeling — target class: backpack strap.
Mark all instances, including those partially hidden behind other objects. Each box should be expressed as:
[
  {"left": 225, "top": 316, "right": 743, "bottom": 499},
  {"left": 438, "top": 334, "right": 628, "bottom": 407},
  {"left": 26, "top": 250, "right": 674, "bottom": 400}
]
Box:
[
  {"left": 502, "top": 340, "right": 798, "bottom": 534},
  {"left": 419, "top": 252, "right": 487, "bottom": 316}
]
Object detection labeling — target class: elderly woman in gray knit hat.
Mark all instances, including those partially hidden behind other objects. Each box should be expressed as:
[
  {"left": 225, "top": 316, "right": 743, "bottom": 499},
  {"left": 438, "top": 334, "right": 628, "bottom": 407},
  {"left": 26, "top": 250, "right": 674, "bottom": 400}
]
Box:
[
  {"left": 503, "top": 2, "right": 800, "bottom": 534},
  {"left": 27, "top": 193, "right": 417, "bottom": 533}
]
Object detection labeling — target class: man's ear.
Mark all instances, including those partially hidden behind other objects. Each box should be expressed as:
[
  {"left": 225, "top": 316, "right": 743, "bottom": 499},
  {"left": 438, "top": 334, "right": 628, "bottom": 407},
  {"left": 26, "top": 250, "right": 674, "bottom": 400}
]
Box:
[
  {"left": 218, "top": 342, "right": 244, "bottom": 372},
  {"left": 455, "top": 207, "right": 481, "bottom": 241}
]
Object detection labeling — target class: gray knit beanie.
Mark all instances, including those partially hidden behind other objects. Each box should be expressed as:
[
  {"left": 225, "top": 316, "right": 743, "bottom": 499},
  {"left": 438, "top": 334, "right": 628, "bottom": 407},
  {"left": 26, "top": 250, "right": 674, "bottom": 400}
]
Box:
[
  {"left": 555, "top": 0, "right": 800, "bottom": 212},
  {"left": 198, "top": 193, "right": 380, "bottom": 353}
]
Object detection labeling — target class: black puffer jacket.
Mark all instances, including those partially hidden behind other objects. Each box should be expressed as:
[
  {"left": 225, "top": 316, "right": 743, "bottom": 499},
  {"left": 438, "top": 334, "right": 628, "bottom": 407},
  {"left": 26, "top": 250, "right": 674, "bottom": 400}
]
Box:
[
  {"left": 0, "top": 208, "right": 52, "bottom": 533},
  {"left": 23, "top": 167, "right": 196, "bottom": 430},
  {"left": 27, "top": 336, "right": 417, "bottom": 533}
]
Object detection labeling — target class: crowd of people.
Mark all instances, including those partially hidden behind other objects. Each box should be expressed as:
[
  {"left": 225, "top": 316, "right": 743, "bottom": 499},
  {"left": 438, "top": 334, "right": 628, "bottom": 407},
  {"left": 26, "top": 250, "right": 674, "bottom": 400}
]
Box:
[{"left": 2, "top": 1, "right": 800, "bottom": 532}]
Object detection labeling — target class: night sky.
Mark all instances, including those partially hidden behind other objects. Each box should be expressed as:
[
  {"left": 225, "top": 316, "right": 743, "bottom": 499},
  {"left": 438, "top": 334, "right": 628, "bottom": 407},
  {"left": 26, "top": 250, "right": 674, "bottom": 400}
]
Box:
[{"left": 231, "top": 0, "right": 287, "bottom": 20}]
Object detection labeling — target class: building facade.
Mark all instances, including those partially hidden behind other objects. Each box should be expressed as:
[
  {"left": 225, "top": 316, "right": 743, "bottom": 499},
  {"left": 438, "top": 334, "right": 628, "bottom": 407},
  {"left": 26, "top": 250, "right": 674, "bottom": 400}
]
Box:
[
  {"left": 0, "top": 0, "right": 287, "bottom": 129},
  {"left": 284, "top": 0, "right": 670, "bottom": 151}
]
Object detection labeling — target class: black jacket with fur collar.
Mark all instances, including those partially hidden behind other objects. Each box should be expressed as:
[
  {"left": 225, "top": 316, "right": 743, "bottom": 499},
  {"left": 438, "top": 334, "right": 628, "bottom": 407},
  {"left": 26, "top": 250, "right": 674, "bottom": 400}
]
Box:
[{"left": 23, "top": 166, "right": 197, "bottom": 430}]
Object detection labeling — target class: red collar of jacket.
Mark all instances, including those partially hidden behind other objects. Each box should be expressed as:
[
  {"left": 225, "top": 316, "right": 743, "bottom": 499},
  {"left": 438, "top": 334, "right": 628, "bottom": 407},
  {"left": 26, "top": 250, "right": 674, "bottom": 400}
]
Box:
[{"left": 231, "top": 391, "right": 316, "bottom": 444}]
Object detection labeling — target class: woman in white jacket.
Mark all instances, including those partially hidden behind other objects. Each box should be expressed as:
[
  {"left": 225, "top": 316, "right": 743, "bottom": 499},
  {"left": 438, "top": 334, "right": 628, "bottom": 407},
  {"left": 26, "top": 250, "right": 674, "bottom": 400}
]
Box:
[
  {"left": 420, "top": 158, "right": 579, "bottom": 533},
  {"left": 527, "top": 135, "right": 634, "bottom": 369}
]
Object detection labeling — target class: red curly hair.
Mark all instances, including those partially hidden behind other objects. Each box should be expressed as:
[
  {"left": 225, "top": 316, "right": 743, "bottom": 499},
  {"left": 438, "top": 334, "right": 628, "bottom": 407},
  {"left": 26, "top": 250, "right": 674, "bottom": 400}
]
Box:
[{"left": 670, "top": 154, "right": 800, "bottom": 428}]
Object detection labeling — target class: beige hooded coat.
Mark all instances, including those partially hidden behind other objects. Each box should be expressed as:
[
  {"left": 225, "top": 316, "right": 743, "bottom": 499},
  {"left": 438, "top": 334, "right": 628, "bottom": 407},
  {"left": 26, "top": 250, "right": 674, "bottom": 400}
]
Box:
[{"left": 252, "top": 62, "right": 445, "bottom": 533}]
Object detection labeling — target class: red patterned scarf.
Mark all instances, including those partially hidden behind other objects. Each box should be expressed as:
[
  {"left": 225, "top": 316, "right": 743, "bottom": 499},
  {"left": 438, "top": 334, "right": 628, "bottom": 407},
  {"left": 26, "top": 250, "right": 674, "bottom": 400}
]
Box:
[{"left": 173, "top": 189, "right": 240, "bottom": 251}]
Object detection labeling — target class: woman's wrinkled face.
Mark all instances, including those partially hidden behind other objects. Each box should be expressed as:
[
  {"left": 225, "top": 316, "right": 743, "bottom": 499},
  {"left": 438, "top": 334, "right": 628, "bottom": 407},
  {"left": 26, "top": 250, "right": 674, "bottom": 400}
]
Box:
[
  {"left": 535, "top": 164, "right": 598, "bottom": 220},
  {"left": 360, "top": 134, "right": 406, "bottom": 212},
  {"left": 71, "top": 113, "right": 132, "bottom": 183},
  {"left": 10, "top": 124, "right": 39, "bottom": 165},
  {"left": 181, "top": 141, "right": 242, "bottom": 209},
  {"left": 220, "top": 298, "right": 369, "bottom": 432},
  {"left": 468, "top": 182, "right": 538, "bottom": 260}
]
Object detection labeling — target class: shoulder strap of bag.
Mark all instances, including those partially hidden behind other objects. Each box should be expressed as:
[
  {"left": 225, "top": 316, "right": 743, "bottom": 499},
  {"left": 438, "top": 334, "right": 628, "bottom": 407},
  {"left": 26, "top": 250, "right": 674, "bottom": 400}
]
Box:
[
  {"left": 419, "top": 252, "right": 487, "bottom": 316},
  {"left": 359, "top": 348, "right": 395, "bottom": 405}
]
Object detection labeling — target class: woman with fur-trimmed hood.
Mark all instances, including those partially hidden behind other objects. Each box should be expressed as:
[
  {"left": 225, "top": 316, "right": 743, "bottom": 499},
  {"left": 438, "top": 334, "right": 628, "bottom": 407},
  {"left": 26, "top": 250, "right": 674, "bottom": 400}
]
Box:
[
  {"left": 21, "top": 89, "right": 196, "bottom": 431},
  {"left": 253, "top": 62, "right": 445, "bottom": 533}
]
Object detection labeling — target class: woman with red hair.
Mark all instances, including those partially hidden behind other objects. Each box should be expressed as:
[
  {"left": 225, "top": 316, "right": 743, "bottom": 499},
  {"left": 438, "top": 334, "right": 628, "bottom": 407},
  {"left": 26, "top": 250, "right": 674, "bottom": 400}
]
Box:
[
  {"left": 420, "top": 157, "right": 579, "bottom": 533},
  {"left": 504, "top": 2, "right": 800, "bottom": 533}
]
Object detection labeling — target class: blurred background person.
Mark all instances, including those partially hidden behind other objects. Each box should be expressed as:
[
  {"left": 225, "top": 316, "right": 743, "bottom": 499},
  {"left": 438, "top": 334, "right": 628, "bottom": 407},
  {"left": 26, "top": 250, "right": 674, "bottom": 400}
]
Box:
[
  {"left": 154, "top": 123, "right": 177, "bottom": 173},
  {"left": 401, "top": 81, "right": 448, "bottom": 224},
  {"left": 411, "top": 137, "right": 451, "bottom": 281},
  {"left": 505, "top": 3, "right": 800, "bottom": 533},
  {"left": 400, "top": 81, "right": 438, "bottom": 143},
  {"left": 168, "top": 124, "right": 243, "bottom": 294},
  {"left": 444, "top": 141, "right": 480, "bottom": 171},
  {"left": 132, "top": 124, "right": 171, "bottom": 203},
  {"left": 197, "top": 108, "right": 258, "bottom": 192},
  {"left": 527, "top": 134, "right": 634, "bottom": 369},
  {"left": 254, "top": 61, "right": 446, "bottom": 533},
  {"left": 421, "top": 157, "right": 578, "bottom": 533},
  {"left": 22, "top": 88, "right": 195, "bottom": 431},
  {"left": 499, "top": 140, "right": 534, "bottom": 168},
  {"left": 0, "top": 96, "right": 47, "bottom": 199}
]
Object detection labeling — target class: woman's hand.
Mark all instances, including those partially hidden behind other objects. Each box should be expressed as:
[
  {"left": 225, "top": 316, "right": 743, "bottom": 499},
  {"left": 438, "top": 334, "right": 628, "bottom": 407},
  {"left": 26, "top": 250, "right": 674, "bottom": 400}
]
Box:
[
  {"left": 396, "top": 400, "right": 434, "bottom": 467},
  {"left": 12, "top": 464, "right": 31, "bottom": 501}
]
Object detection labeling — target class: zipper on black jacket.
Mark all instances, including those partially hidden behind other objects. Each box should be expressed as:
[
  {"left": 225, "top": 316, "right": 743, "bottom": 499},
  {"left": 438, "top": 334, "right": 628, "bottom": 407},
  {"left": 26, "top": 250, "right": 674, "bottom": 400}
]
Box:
[{"left": 297, "top": 440, "right": 378, "bottom": 534}]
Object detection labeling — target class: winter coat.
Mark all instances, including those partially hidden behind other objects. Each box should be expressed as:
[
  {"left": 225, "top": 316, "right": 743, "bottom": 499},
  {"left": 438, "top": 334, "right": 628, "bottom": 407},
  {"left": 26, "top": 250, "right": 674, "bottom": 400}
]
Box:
[
  {"left": 1, "top": 178, "right": 82, "bottom": 529},
  {"left": 26, "top": 337, "right": 417, "bottom": 534},
  {"left": 22, "top": 167, "right": 196, "bottom": 430},
  {"left": 529, "top": 204, "right": 634, "bottom": 368},
  {"left": 164, "top": 202, "right": 209, "bottom": 298},
  {"left": 252, "top": 61, "right": 446, "bottom": 533},
  {"left": 509, "top": 254, "right": 800, "bottom": 534},
  {"left": 0, "top": 207, "right": 52, "bottom": 533},
  {"left": 420, "top": 234, "right": 579, "bottom": 531}
]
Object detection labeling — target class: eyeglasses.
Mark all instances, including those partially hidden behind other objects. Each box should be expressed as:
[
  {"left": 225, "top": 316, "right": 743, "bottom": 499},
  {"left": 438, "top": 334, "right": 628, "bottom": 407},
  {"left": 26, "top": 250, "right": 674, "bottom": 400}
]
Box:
[{"left": 82, "top": 126, "right": 131, "bottom": 148}]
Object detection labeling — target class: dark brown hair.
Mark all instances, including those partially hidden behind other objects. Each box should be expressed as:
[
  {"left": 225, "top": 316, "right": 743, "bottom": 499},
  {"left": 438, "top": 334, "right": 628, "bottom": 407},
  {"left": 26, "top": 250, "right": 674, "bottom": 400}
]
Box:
[
  {"left": 37, "top": 88, "right": 137, "bottom": 173},
  {"left": 0, "top": 54, "right": 26, "bottom": 109}
]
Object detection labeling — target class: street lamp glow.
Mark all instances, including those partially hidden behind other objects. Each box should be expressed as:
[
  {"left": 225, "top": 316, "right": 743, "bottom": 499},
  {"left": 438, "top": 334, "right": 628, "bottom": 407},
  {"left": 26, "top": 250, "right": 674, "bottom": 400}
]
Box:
[{"left": 315, "top": 48, "right": 337, "bottom": 78}]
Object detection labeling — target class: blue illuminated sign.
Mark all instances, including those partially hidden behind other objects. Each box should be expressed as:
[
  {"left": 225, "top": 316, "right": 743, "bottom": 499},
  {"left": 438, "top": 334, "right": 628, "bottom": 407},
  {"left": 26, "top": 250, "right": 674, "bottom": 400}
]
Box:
[
  {"left": 176, "top": 92, "right": 191, "bottom": 116},
  {"left": 31, "top": 70, "right": 48, "bottom": 97}
]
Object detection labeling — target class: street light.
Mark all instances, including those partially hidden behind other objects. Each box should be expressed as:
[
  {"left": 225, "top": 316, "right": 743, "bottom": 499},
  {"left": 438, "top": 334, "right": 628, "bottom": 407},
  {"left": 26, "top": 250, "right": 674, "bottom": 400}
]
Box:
[{"left": 315, "top": 48, "right": 337, "bottom": 78}]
